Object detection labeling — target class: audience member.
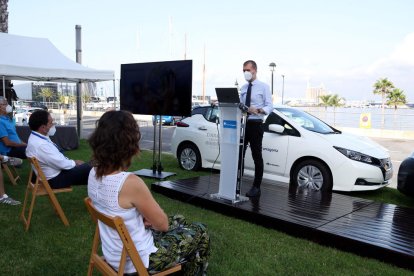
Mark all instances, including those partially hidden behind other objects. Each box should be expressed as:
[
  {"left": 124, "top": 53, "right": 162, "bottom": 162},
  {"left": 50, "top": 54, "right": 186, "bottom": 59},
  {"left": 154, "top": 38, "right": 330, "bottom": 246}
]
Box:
[
  {"left": 0, "top": 155, "right": 20, "bottom": 205},
  {"left": 26, "top": 110, "right": 91, "bottom": 189},
  {"left": 0, "top": 97, "right": 27, "bottom": 159},
  {"left": 88, "top": 110, "right": 210, "bottom": 275}
]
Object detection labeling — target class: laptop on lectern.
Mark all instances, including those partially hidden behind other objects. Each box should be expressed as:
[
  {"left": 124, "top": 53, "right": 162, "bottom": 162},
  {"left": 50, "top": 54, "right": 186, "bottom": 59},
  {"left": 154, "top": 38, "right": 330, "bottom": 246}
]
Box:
[{"left": 215, "top": 88, "right": 240, "bottom": 104}]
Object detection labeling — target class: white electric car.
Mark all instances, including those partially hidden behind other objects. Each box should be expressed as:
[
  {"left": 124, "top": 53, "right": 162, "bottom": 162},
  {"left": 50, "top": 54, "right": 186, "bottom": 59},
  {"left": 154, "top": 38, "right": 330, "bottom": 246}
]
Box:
[{"left": 171, "top": 105, "right": 393, "bottom": 192}]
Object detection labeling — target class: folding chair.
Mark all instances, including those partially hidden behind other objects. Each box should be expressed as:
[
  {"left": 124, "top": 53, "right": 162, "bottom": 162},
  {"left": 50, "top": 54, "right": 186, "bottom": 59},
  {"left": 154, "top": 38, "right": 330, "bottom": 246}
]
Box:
[
  {"left": 84, "top": 197, "right": 182, "bottom": 276},
  {"left": 20, "top": 157, "right": 72, "bottom": 231},
  {"left": 1, "top": 162, "right": 20, "bottom": 185}
]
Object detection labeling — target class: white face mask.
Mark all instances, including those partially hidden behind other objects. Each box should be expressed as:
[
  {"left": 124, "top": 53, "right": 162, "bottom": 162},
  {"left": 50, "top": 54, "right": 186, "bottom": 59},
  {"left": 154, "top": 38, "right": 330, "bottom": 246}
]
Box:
[
  {"left": 244, "top": 71, "right": 253, "bottom": 82},
  {"left": 5, "top": 105, "right": 12, "bottom": 113},
  {"left": 48, "top": 125, "right": 56, "bottom": 136}
]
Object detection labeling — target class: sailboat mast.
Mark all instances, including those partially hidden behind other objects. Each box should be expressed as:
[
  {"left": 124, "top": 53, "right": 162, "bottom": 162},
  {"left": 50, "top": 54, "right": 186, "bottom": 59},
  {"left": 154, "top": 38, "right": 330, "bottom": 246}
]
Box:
[
  {"left": 184, "top": 33, "right": 187, "bottom": 60},
  {"left": 202, "top": 44, "right": 206, "bottom": 103}
]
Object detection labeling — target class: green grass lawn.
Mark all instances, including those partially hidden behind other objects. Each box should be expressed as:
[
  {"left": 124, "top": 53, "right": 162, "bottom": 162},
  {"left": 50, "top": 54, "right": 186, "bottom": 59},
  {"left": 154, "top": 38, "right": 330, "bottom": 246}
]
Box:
[{"left": 1, "top": 140, "right": 413, "bottom": 275}]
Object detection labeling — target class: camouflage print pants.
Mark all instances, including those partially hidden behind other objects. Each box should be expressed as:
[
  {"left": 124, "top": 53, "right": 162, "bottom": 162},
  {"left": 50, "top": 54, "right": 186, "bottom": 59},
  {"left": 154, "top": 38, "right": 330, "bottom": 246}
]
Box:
[{"left": 148, "top": 215, "right": 211, "bottom": 276}]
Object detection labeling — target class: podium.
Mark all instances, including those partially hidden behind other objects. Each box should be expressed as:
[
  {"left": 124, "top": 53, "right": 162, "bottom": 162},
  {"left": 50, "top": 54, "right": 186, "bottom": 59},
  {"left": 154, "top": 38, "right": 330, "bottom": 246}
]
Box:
[{"left": 210, "top": 102, "right": 249, "bottom": 203}]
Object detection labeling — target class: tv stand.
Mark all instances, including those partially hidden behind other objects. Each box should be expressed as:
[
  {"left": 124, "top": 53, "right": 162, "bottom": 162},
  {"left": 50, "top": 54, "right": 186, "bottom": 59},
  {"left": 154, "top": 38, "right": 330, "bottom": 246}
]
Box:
[{"left": 133, "top": 115, "right": 176, "bottom": 179}]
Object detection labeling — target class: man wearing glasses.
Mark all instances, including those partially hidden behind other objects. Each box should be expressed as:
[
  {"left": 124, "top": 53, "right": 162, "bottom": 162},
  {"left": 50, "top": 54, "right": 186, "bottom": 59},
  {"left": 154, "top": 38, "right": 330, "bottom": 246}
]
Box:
[
  {"left": 0, "top": 97, "right": 27, "bottom": 160},
  {"left": 25, "top": 110, "right": 91, "bottom": 189}
]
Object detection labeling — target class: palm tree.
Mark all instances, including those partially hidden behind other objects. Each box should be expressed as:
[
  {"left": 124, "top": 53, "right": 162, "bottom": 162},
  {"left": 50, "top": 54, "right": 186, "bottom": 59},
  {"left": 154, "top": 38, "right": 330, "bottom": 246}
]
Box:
[
  {"left": 319, "top": 95, "right": 331, "bottom": 111},
  {"left": 373, "top": 78, "right": 394, "bottom": 106},
  {"left": 386, "top": 88, "right": 407, "bottom": 110},
  {"left": 82, "top": 94, "right": 91, "bottom": 110},
  {"left": 373, "top": 78, "right": 395, "bottom": 128},
  {"left": 0, "top": 0, "right": 9, "bottom": 99},
  {"left": 387, "top": 88, "right": 407, "bottom": 129},
  {"left": 38, "top": 87, "right": 54, "bottom": 103},
  {"left": 318, "top": 94, "right": 331, "bottom": 121},
  {"left": 0, "top": 0, "right": 8, "bottom": 33},
  {"left": 328, "top": 94, "right": 344, "bottom": 126}
]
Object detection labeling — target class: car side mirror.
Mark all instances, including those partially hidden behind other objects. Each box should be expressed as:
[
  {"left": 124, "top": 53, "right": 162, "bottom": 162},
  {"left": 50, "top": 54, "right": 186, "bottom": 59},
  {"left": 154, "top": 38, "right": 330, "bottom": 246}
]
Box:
[{"left": 268, "top": 124, "right": 284, "bottom": 134}]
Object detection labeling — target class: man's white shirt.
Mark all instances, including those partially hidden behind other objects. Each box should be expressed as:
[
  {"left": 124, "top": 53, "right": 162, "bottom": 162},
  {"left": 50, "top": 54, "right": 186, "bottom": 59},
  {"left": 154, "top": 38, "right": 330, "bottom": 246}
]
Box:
[{"left": 26, "top": 131, "right": 75, "bottom": 179}]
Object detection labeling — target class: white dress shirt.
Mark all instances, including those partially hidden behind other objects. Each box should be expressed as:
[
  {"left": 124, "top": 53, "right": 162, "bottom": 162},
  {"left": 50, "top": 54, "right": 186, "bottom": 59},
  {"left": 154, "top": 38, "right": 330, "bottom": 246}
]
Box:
[
  {"left": 240, "top": 79, "right": 273, "bottom": 121},
  {"left": 26, "top": 131, "right": 75, "bottom": 179}
]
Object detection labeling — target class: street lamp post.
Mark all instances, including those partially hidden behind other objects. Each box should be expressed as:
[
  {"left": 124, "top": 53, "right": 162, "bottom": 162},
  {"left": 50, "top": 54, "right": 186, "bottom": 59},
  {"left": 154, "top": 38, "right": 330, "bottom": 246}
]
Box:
[
  {"left": 269, "top": 62, "right": 276, "bottom": 96},
  {"left": 281, "top": 74, "right": 285, "bottom": 104}
]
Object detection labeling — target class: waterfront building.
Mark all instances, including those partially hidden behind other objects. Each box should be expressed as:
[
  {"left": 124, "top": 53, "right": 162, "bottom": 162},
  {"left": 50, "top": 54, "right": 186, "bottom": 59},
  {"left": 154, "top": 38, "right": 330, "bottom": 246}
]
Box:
[{"left": 305, "top": 81, "right": 328, "bottom": 105}]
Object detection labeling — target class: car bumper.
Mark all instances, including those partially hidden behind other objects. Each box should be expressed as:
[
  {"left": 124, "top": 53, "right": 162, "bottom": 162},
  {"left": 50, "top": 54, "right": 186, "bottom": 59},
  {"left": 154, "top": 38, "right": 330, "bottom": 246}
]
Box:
[{"left": 332, "top": 160, "right": 392, "bottom": 191}]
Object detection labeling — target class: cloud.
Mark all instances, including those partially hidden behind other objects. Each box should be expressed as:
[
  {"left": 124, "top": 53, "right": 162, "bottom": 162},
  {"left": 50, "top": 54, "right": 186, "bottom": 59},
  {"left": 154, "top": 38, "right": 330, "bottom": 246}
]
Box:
[
  {"left": 358, "top": 32, "right": 414, "bottom": 74},
  {"left": 203, "top": 33, "right": 414, "bottom": 101},
  {"left": 309, "top": 33, "right": 414, "bottom": 100},
  {"left": 389, "top": 32, "right": 414, "bottom": 65}
]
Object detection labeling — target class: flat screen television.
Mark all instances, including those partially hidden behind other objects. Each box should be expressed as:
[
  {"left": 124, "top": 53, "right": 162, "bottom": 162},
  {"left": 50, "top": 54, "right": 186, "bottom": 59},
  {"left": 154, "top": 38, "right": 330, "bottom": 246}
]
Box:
[{"left": 120, "top": 60, "right": 193, "bottom": 116}]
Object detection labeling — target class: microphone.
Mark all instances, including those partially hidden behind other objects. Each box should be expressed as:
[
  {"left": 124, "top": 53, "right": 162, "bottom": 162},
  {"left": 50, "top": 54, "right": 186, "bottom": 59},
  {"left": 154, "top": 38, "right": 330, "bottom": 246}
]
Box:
[{"left": 238, "top": 103, "right": 249, "bottom": 113}]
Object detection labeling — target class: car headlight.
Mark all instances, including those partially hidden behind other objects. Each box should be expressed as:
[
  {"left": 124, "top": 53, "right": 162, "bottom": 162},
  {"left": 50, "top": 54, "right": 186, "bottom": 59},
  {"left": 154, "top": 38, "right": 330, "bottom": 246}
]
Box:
[{"left": 334, "top": 146, "right": 377, "bottom": 165}]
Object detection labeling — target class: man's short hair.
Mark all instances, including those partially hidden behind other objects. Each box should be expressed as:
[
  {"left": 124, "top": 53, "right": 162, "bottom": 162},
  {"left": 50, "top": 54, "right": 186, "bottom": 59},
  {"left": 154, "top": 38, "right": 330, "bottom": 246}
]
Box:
[
  {"left": 243, "top": 60, "right": 257, "bottom": 70},
  {"left": 28, "top": 110, "right": 50, "bottom": 131}
]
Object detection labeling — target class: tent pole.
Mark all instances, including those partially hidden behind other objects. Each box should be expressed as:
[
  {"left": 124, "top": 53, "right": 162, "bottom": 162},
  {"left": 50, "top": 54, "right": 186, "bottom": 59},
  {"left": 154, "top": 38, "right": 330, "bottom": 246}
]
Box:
[
  {"left": 2, "top": 76, "right": 5, "bottom": 97},
  {"left": 113, "top": 79, "right": 116, "bottom": 108},
  {"left": 75, "top": 25, "right": 82, "bottom": 139},
  {"left": 76, "top": 81, "right": 82, "bottom": 139}
]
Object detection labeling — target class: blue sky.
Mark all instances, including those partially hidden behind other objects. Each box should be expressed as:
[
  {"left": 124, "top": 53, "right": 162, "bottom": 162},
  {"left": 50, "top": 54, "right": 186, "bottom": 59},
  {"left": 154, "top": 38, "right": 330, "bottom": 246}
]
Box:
[{"left": 8, "top": 0, "right": 414, "bottom": 102}]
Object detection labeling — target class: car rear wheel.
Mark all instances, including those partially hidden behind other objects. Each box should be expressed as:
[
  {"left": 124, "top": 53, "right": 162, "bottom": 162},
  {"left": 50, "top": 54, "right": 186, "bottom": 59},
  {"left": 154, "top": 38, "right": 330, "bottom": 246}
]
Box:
[
  {"left": 291, "top": 159, "right": 332, "bottom": 192},
  {"left": 177, "top": 143, "right": 201, "bottom": 171}
]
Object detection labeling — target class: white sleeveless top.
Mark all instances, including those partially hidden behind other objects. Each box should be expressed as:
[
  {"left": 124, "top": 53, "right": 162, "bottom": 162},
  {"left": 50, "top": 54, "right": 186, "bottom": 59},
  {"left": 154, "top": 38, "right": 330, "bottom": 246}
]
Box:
[{"left": 88, "top": 169, "right": 157, "bottom": 273}]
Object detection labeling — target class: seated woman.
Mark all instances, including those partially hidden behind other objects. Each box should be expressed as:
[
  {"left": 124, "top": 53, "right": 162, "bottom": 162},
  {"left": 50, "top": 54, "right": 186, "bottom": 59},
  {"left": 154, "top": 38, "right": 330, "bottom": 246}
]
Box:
[{"left": 87, "top": 110, "right": 210, "bottom": 275}]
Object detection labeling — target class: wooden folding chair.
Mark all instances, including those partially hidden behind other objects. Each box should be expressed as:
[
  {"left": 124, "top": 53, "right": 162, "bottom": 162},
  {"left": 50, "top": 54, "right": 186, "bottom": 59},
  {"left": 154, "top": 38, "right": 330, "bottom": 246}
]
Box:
[
  {"left": 84, "top": 197, "right": 182, "bottom": 276},
  {"left": 20, "top": 157, "right": 72, "bottom": 231},
  {"left": 1, "top": 162, "right": 20, "bottom": 185}
]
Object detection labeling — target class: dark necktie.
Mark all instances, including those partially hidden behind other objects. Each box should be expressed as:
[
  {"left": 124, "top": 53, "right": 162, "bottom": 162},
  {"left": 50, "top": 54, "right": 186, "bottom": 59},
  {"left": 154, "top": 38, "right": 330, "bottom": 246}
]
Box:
[{"left": 245, "top": 82, "right": 252, "bottom": 107}]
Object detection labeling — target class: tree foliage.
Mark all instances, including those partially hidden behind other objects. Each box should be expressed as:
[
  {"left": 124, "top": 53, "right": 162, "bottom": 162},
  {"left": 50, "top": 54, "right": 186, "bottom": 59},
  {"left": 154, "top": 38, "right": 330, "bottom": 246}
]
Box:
[
  {"left": 0, "top": 0, "right": 8, "bottom": 33},
  {"left": 38, "top": 87, "right": 54, "bottom": 102},
  {"left": 387, "top": 88, "right": 407, "bottom": 110},
  {"left": 319, "top": 94, "right": 344, "bottom": 108},
  {"left": 373, "top": 78, "right": 395, "bottom": 106},
  {"left": 327, "top": 94, "right": 343, "bottom": 107},
  {"left": 319, "top": 95, "right": 331, "bottom": 108}
]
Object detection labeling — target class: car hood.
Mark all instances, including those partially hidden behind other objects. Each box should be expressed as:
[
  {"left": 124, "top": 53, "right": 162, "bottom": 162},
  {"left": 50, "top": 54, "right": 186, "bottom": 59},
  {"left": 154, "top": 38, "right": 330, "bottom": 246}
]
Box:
[{"left": 316, "top": 132, "right": 389, "bottom": 158}]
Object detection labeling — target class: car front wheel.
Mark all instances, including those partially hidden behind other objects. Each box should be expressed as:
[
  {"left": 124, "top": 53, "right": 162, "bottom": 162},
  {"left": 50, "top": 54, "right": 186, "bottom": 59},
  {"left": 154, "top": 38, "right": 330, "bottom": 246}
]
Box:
[
  {"left": 291, "top": 159, "right": 332, "bottom": 192},
  {"left": 177, "top": 143, "right": 201, "bottom": 171}
]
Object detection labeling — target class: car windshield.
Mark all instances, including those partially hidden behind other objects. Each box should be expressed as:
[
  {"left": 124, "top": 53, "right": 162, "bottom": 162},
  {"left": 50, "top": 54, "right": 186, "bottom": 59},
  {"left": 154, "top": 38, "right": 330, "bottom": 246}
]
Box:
[{"left": 275, "top": 107, "right": 336, "bottom": 134}]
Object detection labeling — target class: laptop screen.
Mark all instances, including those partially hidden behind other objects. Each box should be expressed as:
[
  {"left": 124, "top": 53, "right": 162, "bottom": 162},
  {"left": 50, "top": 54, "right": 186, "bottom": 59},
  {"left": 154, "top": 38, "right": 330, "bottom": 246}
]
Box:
[{"left": 215, "top": 88, "right": 240, "bottom": 104}]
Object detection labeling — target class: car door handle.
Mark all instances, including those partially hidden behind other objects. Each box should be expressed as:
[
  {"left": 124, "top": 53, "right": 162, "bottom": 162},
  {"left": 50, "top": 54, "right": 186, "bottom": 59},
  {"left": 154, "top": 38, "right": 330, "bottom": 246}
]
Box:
[{"left": 198, "top": 126, "right": 207, "bottom": 130}]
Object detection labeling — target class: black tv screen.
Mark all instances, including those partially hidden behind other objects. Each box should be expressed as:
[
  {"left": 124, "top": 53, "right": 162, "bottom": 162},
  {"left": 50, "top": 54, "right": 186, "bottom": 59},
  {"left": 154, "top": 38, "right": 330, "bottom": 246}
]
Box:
[{"left": 120, "top": 60, "right": 193, "bottom": 116}]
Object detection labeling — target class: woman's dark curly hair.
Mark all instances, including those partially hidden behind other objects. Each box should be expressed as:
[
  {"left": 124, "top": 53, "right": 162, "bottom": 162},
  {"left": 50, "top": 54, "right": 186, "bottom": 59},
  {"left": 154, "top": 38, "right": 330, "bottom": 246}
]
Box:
[{"left": 88, "top": 110, "right": 141, "bottom": 179}]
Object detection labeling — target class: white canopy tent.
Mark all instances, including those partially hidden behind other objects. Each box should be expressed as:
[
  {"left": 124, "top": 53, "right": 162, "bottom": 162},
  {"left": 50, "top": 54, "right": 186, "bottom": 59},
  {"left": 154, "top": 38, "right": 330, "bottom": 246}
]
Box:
[
  {"left": 0, "top": 32, "right": 114, "bottom": 82},
  {"left": 0, "top": 32, "right": 115, "bottom": 138}
]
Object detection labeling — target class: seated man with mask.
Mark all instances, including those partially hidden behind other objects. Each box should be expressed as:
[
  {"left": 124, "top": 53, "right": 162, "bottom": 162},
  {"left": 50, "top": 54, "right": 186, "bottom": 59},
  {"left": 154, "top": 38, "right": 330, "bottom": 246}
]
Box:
[
  {"left": 0, "top": 97, "right": 27, "bottom": 160},
  {"left": 26, "top": 110, "right": 91, "bottom": 189}
]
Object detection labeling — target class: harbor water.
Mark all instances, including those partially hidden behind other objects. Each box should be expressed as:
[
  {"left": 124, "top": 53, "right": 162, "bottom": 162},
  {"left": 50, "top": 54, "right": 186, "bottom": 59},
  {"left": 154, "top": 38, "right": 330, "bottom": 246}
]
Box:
[{"left": 297, "top": 106, "right": 414, "bottom": 132}]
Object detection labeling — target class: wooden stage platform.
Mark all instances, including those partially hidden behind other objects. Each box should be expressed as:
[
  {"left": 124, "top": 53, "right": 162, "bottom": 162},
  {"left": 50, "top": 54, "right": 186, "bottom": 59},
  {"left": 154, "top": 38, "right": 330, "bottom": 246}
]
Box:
[{"left": 151, "top": 175, "right": 414, "bottom": 271}]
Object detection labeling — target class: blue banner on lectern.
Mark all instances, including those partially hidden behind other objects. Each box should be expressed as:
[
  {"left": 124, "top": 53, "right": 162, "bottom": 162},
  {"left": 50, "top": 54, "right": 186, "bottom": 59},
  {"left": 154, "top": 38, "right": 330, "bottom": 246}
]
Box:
[{"left": 223, "top": 120, "right": 237, "bottom": 129}]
